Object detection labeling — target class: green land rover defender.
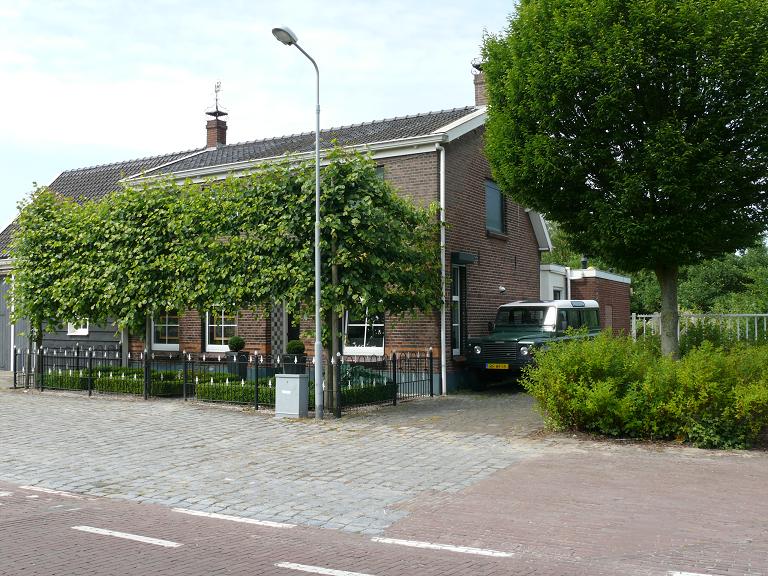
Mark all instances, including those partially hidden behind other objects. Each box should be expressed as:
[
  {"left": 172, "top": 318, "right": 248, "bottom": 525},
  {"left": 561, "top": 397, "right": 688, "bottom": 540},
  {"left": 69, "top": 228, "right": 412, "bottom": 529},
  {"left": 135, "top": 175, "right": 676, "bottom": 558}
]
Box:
[{"left": 465, "top": 299, "right": 600, "bottom": 388}]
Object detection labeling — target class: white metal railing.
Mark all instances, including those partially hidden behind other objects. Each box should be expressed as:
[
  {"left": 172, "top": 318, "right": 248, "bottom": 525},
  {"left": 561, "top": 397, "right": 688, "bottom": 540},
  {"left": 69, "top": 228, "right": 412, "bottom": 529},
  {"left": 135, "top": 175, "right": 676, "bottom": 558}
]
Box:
[{"left": 631, "top": 312, "right": 768, "bottom": 341}]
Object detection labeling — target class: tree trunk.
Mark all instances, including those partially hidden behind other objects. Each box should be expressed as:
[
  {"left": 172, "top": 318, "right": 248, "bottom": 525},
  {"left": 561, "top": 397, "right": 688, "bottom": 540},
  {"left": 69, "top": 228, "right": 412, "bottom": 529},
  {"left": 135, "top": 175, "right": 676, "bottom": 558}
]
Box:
[{"left": 654, "top": 264, "right": 680, "bottom": 359}]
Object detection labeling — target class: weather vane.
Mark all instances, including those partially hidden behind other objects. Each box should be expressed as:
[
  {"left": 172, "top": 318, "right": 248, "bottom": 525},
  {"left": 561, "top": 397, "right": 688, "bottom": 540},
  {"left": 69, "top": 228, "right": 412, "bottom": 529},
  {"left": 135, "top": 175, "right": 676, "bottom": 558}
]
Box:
[{"left": 206, "top": 81, "right": 227, "bottom": 119}]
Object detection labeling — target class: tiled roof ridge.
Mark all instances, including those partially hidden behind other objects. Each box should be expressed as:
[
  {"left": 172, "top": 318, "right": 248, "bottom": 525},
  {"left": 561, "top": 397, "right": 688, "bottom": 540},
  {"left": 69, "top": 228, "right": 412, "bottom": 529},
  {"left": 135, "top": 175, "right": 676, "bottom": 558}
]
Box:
[
  {"left": 220, "top": 105, "right": 479, "bottom": 149},
  {"left": 58, "top": 148, "right": 205, "bottom": 175},
  {"left": 54, "top": 105, "right": 478, "bottom": 175}
]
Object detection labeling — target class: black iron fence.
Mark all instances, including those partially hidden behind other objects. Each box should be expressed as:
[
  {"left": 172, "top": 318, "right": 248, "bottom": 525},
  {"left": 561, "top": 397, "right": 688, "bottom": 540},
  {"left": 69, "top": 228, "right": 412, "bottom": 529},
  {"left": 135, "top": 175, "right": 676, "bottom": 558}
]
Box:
[{"left": 13, "top": 347, "right": 436, "bottom": 416}]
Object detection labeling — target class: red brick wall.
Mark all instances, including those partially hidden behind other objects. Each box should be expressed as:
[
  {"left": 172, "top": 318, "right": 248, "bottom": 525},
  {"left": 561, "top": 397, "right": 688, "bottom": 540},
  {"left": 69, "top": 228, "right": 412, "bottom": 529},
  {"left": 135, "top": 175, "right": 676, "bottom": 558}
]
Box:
[
  {"left": 129, "top": 308, "right": 271, "bottom": 354},
  {"left": 377, "top": 154, "right": 442, "bottom": 357},
  {"left": 444, "top": 127, "right": 542, "bottom": 373},
  {"left": 570, "top": 277, "right": 631, "bottom": 334}
]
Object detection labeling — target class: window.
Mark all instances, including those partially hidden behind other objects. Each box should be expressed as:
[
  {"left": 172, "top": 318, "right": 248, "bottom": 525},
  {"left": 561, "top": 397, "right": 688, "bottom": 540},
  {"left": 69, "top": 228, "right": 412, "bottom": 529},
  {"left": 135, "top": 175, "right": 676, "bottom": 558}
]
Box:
[
  {"left": 153, "top": 311, "right": 180, "bottom": 351},
  {"left": 67, "top": 320, "right": 89, "bottom": 336},
  {"left": 207, "top": 309, "right": 237, "bottom": 352},
  {"left": 485, "top": 180, "right": 505, "bottom": 234},
  {"left": 557, "top": 308, "right": 600, "bottom": 332},
  {"left": 552, "top": 288, "right": 563, "bottom": 300},
  {"left": 343, "top": 309, "right": 384, "bottom": 355},
  {"left": 451, "top": 265, "right": 467, "bottom": 356},
  {"left": 375, "top": 166, "right": 385, "bottom": 180}
]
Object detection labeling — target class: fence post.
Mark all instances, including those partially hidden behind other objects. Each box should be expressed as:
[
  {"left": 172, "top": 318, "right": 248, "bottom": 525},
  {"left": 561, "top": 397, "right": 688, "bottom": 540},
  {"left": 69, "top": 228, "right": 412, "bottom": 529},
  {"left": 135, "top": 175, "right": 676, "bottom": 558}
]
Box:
[
  {"left": 631, "top": 313, "right": 636, "bottom": 340},
  {"left": 37, "top": 348, "right": 43, "bottom": 391},
  {"left": 143, "top": 349, "right": 150, "bottom": 400},
  {"left": 183, "top": 352, "right": 188, "bottom": 401},
  {"left": 87, "top": 349, "right": 93, "bottom": 397},
  {"left": 391, "top": 352, "right": 397, "bottom": 406},
  {"left": 254, "top": 356, "right": 260, "bottom": 411},
  {"left": 12, "top": 347, "right": 17, "bottom": 389},
  {"left": 334, "top": 353, "right": 341, "bottom": 418},
  {"left": 429, "top": 348, "right": 434, "bottom": 397}
]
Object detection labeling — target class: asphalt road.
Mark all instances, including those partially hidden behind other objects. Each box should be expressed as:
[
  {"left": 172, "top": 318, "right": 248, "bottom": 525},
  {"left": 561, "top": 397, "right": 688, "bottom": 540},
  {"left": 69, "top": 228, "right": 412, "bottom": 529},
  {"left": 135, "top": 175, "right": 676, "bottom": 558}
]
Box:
[{"left": 1, "top": 386, "right": 766, "bottom": 575}]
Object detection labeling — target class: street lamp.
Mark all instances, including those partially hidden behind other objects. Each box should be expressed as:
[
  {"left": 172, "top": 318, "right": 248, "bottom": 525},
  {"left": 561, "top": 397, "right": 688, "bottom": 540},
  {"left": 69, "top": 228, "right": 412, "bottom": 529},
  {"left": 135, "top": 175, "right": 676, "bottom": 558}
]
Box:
[{"left": 272, "top": 26, "right": 324, "bottom": 419}]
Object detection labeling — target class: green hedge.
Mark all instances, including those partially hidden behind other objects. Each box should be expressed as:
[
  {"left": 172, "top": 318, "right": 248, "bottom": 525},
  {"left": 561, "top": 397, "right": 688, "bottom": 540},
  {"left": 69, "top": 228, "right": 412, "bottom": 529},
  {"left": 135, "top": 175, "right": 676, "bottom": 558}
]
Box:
[
  {"left": 43, "top": 364, "right": 397, "bottom": 409},
  {"left": 43, "top": 367, "right": 239, "bottom": 397},
  {"left": 522, "top": 332, "right": 768, "bottom": 448}
]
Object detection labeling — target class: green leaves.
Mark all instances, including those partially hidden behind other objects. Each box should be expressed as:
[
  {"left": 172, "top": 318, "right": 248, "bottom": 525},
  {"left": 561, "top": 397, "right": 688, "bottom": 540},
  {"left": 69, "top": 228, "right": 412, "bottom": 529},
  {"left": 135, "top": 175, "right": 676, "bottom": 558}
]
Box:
[
  {"left": 9, "top": 147, "right": 441, "bottom": 342},
  {"left": 485, "top": 0, "right": 768, "bottom": 271}
]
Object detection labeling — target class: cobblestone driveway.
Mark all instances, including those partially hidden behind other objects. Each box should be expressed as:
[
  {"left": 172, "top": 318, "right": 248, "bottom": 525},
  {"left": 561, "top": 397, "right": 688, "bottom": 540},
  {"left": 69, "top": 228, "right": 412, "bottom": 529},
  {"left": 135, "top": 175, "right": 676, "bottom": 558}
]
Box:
[{"left": 0, "top": 388, "right": 542, "bottom": 535}]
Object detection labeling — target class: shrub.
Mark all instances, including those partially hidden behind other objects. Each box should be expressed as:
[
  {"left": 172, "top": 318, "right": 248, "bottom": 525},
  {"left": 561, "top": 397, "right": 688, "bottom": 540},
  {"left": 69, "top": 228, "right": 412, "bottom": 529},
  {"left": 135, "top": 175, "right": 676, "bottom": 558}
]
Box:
[
  {"left": 286, "top": 339, "right": 305, "bottom": 355},
  {"left": 521, "top": 333, "right": 768, "bottom": 448},
  {"left": 228, "top": 336, "right": 246, "bottom": 352}
]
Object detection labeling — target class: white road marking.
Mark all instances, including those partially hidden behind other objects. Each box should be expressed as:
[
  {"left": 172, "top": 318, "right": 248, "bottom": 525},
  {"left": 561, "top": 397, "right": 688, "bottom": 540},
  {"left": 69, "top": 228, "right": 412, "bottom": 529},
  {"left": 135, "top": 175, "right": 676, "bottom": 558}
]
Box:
[
  {"left": 274, "top": 562, "right": 376, "bottom": 576},
  {"left": 20, "top": 485, "right": 82, "bottom": 499},
  {"left": 172, "top": 508, "right": 295, "bottom": 529},
  {"left": 371, "top": 536, "right": 514, "bottom": 558},
  {"left": 0, "top": 491, "right": 12, "bottom": 497},
  {"left": 25, "top": 495, "right": 39, "bottom": 499},
  {"left": 668, "top": 573, "right": 718, "bottom": 576},
  {"left": 71, "top": 525, "right": 182, "bottom": 548}
]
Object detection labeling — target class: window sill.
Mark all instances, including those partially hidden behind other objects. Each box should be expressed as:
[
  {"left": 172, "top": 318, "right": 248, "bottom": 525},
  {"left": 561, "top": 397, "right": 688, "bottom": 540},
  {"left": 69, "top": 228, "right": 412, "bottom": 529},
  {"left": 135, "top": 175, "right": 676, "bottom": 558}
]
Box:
[{"left": 486, "top": 230, "right": 508, "bottom": 241}]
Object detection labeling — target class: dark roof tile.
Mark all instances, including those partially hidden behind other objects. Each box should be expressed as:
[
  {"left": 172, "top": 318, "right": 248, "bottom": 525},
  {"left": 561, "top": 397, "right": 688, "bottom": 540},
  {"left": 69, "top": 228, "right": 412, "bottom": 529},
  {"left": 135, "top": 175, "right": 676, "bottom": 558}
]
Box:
[{"left": 0, "top": 106, "right": 479, "bottom": 258}]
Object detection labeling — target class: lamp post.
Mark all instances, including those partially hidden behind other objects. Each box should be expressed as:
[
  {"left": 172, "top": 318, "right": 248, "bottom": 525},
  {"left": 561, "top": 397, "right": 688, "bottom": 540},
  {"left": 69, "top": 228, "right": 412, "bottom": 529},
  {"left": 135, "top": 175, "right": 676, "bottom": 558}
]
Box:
[{"left": 272, "top": 26, "right": 324, "bottom": 419}]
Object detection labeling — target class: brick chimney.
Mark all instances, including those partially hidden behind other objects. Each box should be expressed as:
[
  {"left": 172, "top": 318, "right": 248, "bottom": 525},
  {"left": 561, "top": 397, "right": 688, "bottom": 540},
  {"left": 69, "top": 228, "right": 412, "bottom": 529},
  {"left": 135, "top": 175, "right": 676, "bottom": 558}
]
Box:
[
  {"left": 205, "top": 82, "right": 228, "bottom": 148},
  {"left": 206, "top": 113, "right": 227, "bottom": 148},
  {"left": 472, "top": 61, "right": 488, "bottom": 107}
]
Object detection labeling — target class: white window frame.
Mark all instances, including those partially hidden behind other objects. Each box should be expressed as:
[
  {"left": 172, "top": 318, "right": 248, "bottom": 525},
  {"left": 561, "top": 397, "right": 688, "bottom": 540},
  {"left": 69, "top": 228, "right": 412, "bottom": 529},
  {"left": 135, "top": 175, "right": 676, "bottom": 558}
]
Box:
[
  {"left": 451, "top": 266, "right": 463, "bottom": 356},
  {"left": 343, "top": 309, "right": 384, "bottom": 356},
  {"left": 206, "top": 309, "right": 237, "bottom": 353},
  {"left": 152, "top": 311, "right": 180, "bottom": 352},
  {"left": 67, "top": 320, "right": 89, "bottom": 336}
]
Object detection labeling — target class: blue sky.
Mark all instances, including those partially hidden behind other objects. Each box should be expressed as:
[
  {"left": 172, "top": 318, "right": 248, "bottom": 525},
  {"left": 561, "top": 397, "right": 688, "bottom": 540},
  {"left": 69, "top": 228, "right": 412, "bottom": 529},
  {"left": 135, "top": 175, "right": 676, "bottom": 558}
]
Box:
[{"left": 0, "top": 0, "right": 513, "bottom": 230}]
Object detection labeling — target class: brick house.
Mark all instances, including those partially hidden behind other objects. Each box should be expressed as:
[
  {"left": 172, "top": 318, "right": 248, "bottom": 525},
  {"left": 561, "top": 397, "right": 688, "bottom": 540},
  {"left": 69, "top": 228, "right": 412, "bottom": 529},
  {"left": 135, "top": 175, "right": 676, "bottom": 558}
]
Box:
[{"left": 0, "top": 72, "right": 553, "bottom": 390}]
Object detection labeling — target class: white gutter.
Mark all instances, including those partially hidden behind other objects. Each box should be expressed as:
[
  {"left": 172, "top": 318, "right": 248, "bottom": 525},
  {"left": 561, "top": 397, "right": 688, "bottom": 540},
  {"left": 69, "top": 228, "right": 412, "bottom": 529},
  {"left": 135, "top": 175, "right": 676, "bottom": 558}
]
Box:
[{"left": 436, "top": 144, "right": 447, "bottom": 395}]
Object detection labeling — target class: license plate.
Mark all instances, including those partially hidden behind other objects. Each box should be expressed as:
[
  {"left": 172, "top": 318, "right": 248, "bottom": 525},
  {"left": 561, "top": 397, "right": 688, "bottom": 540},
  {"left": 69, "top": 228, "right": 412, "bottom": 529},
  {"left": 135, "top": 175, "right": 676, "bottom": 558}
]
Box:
[{"left": 486, "top": 363, "right": 509, "bottom": 370}]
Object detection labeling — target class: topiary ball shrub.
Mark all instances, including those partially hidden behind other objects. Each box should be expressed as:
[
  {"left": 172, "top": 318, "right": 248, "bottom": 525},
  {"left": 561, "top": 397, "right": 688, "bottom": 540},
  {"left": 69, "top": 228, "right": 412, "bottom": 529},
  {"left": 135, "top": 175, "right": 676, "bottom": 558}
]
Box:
[
  {"left": 286, "top": 339, "right": 306, "bottom": 355},
  {"left": 228, "top": 336, "right": 246, "bottom": 352}
]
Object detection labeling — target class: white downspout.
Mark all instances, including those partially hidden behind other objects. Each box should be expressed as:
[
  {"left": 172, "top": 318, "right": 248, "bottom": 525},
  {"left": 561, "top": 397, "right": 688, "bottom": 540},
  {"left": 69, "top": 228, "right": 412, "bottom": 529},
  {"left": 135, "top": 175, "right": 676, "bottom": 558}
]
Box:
[
  {"left": 9, "top": 275, "right": 14, "bottom": 372},
  {"left": 436, "top": 143, "right": 447, "bottom": 395},
  {"left": 565, "top": 266, "right": 571, "bottom": 300}
]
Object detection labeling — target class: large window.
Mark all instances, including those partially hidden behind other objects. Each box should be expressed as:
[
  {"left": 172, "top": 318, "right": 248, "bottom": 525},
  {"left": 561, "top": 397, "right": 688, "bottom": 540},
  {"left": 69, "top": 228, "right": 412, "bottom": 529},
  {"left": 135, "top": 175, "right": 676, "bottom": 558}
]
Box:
[
  {"left": 485, "top": 180, "right": 505, "bottom": 234},
  {"left": 207, "top": 309, "right": 238, "bottom": 352},
  {"left": 153, "top": 311, "right": 180, "bottom": 351},
  {"left": 343, "top": 310, "right": 384, "bottom": 355}
]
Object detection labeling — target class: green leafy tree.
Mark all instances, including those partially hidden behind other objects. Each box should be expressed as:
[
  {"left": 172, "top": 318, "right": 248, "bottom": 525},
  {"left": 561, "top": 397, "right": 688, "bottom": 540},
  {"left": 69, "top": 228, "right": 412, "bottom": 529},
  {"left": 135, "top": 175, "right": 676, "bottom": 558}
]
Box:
[
  {"left": 9, "top": 187, "right": 102, "bottom": 346},
  {"left": 483, "top": 0, "right": 768, "bottom": 357},
  {"left": 10, "top": 148, "right": 441, "bottom": 394}
]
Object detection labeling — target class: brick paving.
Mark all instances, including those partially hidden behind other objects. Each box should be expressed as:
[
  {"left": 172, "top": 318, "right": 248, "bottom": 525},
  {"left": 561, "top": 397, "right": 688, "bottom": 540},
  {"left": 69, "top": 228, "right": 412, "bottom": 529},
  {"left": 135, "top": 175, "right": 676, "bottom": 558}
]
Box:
[{"left": 1, "top": 384, "right": 767, "bottom": 575}]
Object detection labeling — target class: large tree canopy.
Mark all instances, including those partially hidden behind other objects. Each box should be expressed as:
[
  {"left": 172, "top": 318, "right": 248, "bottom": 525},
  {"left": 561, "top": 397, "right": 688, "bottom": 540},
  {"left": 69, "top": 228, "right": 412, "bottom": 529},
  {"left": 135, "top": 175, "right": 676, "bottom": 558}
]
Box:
[
  {"left": 10, "top": 148, "right": 441, "bottom": 352},
  {"left": 483, "top": 0, "right": 768, "bottom": 356}
]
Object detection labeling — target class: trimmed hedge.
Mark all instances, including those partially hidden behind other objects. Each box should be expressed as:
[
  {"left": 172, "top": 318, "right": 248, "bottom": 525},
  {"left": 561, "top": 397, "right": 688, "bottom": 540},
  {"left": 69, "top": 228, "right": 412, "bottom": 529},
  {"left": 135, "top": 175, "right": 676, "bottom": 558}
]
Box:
[
  {"left": 522, "top": 332, "right": 768, "bottom": 448},
  {"left": 42, "top": 363, "right": 397, "bottom": 409},
  {"left": 43, "top": 367, "right": 238, "bottom": 397}
]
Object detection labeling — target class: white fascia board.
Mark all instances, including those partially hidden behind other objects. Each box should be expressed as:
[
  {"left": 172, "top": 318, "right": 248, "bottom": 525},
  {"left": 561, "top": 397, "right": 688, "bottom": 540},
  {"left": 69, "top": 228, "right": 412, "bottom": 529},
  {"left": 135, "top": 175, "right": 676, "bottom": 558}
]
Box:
[
  {"left": 121, "top": 149, "right": 211, "bottom": 182},
  {"left": 434, "top": 107, "right": 487, "bottom": 142},
  {"left": 540, "top": 263, "right": 567, "bottom": 275},
  {"left": 126, "top": 134, "right": 446, "bottom": 185},
  {"left": 569, "top": 268, "right": 632, "bottom": 284},
  {"left": 0, "top": 258, "right": 13, "bottom": 274},
  {"left": 526, "top": 210, "right": 552, "bottom": 251}
]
